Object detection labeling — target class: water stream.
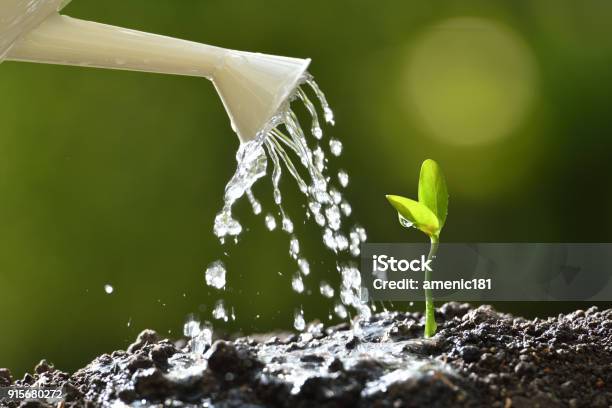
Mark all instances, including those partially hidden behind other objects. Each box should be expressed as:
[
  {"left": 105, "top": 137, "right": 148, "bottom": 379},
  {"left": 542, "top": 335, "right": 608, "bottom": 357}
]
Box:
[
  {"left": 84, "top": 75, "right": 458, "bottom": 405},
  {"left": 194, "top": 73, "right": 369, "bottom": 352}
]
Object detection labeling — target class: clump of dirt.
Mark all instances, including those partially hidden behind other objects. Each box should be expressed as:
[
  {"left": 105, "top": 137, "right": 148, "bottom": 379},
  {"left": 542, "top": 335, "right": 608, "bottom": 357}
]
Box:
[{"left": 2, "top": 303, "right": 610, "bottom": 407}]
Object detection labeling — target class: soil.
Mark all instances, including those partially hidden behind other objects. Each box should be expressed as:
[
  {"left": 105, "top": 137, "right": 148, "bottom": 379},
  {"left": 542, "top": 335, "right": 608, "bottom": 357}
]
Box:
[{"left": 1, "top": 303, "right": 610, "bottom": 407}]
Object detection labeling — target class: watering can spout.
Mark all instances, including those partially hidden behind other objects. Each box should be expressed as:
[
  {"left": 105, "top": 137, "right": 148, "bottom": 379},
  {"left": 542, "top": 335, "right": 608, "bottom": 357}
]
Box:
[{"left": 0, "top": 2, "right": 310, "bottom": 143}]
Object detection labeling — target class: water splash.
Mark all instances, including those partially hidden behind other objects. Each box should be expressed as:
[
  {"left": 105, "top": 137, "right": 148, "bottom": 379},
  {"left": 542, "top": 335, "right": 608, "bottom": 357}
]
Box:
[
  {"left": 183, "top": 318, "right": 212, "bottom": 354},
  {"left": 104, "top": 284, "right": 114, "bottom": 294},
  {"left": 193, "top": 73, "right": 370, "bottom": 344},
  {"left": 213, "top": 141, "right": 267, "bottom": 239}
]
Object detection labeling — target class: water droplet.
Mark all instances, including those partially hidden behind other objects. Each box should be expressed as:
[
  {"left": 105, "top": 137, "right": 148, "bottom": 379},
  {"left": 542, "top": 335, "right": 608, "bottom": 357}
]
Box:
[
  {"left": 323, "top": 107, "right": 335, "bottom": 125},
  {"left": 340, "top": 288, "right": 355, "bottom": 307},
  {"left": 289, "top": 237, "right": 300, "bottom": 259},
  {"left": 104, "top": 284, "right": 114, "bottom": 294},
  {"left": 341, "top": 265, "right": 362, "bottom": 289},
  {"left": 334, "top": 302, "right": 348, "bottom": 319},
  {"left": 340, "top": 201, "right": 352, "bottom": 217},
  {"left": 329, "top": 188, "right": 342, "bottom": 205},
  {"left": 338, "top": 170, "right": 349, "bottom": 187},
  {"left": 353, "top": 226, "right": 367, "bottom": 242},
  {"left": 291, "top": 273, "right": 304, "bottom": 293},
  {"left": 212, "top": 300, "right": 228, "bottom": 322},
  {"left": 313, "top": 146, "right": 326, "bottom": 172},
  {"left": 335, "top": 233, "right": 349, "bottom": 251},
  {"left": 399, "top": 214, "right": 414, "bottom": 229},
  {"left": 297, "top": 258, "right": 310, "bottom": 276},
  {"left": 265, "top": 214, "right": 277, "bottom": 231},
  {"left": 325, "top": 205, "right": 341, "bottom": 231},
  {"left": 309, "top": 202, "right": 326, "bottom": 226},
  {"left": 273, "top": 189, "right": 282, "bottom": 204},
  {"left": 329, "top": 139, "right": 343, "bottom": 156},
  {"left": 246, "top": 189, "right": 262, "bottom": 215},
  {"left": 294, "top": 308, "right": 306, "bottom": 331},
  {"left": 184, "top": 320, "right": 200, "bottom": 337},
  {"left": 214, "top": 208, "right": 242, "bottom": 238},
  {"left": 309, "top": 201, "right": 321, "bottom": 214},
  {"left": 319, "top": 281, "right": 334, "bottom": 298},
  {"left": 282, "top": 216, "right": 294, "bottom": 233},
  {"left": 205, "top": 260, "right": 226, "bottom": 289},
  {"left": 323, "top": 228, "right": 337, "bottom": 251}
]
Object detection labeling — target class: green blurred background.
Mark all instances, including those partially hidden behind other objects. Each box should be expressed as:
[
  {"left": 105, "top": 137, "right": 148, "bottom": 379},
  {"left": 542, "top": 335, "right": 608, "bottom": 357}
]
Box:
[{"left": 1, "top": 0, "right": 612, "bottom": 375}]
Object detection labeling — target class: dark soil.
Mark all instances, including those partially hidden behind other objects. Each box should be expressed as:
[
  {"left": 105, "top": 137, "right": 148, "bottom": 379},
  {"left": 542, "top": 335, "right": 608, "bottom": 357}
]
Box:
[{"left": 2, "top": 303, "right": 611, "bottom": 407}]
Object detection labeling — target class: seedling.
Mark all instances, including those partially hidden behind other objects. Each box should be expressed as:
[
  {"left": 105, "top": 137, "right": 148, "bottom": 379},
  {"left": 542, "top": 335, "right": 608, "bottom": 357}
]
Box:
[{"left": 386, "top": 159, "right": 448, "bottom": 338}]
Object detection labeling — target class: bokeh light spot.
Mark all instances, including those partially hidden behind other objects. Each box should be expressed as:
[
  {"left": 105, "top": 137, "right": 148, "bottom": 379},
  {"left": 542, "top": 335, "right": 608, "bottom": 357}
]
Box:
[{"left": 402, "top": 17, "right": 538, "bottom": 146}]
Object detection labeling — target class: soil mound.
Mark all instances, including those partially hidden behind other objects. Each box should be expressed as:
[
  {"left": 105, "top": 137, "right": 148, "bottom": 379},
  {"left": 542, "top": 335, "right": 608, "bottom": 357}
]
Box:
[{"left": 2, "top": 303, "right": 610, "bottom": 407}]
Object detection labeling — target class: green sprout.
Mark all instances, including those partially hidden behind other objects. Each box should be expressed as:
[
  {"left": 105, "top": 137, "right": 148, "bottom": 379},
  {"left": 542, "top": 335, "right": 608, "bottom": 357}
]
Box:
[{"left": 386, "top": 159, "right": 448, "bottom": 338}]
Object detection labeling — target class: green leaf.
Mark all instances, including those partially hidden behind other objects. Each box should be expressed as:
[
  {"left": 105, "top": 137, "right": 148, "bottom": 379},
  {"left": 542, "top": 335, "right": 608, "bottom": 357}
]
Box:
[
  {"left": 386, "top": 195, "right": 440, "bottom": 238},
  {"left": 418, "top": 159, "right": 449, "bottom": 229}
]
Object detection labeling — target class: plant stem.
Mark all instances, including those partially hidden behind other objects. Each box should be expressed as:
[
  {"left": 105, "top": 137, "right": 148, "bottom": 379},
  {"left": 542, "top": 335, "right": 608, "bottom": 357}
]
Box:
[{"left": 424, "top": 235, "right": 439, "bottom": 338}]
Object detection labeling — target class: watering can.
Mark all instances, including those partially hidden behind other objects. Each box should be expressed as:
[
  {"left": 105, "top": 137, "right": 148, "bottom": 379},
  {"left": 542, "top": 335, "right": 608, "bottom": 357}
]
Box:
[{"left": 0, "top": 0, "right": 311, "bottom": 142}]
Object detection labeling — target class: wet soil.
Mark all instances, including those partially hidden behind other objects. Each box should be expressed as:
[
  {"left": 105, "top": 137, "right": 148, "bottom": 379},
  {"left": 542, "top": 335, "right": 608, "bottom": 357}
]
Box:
[{"left": 1, "top": 303, "right": 610, "bottom": 407}]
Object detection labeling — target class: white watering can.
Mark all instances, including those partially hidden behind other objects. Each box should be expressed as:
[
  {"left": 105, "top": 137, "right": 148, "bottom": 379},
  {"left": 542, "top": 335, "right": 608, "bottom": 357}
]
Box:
[{"left": 0, "top": 0, "right": 311, "bottom": 142}]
